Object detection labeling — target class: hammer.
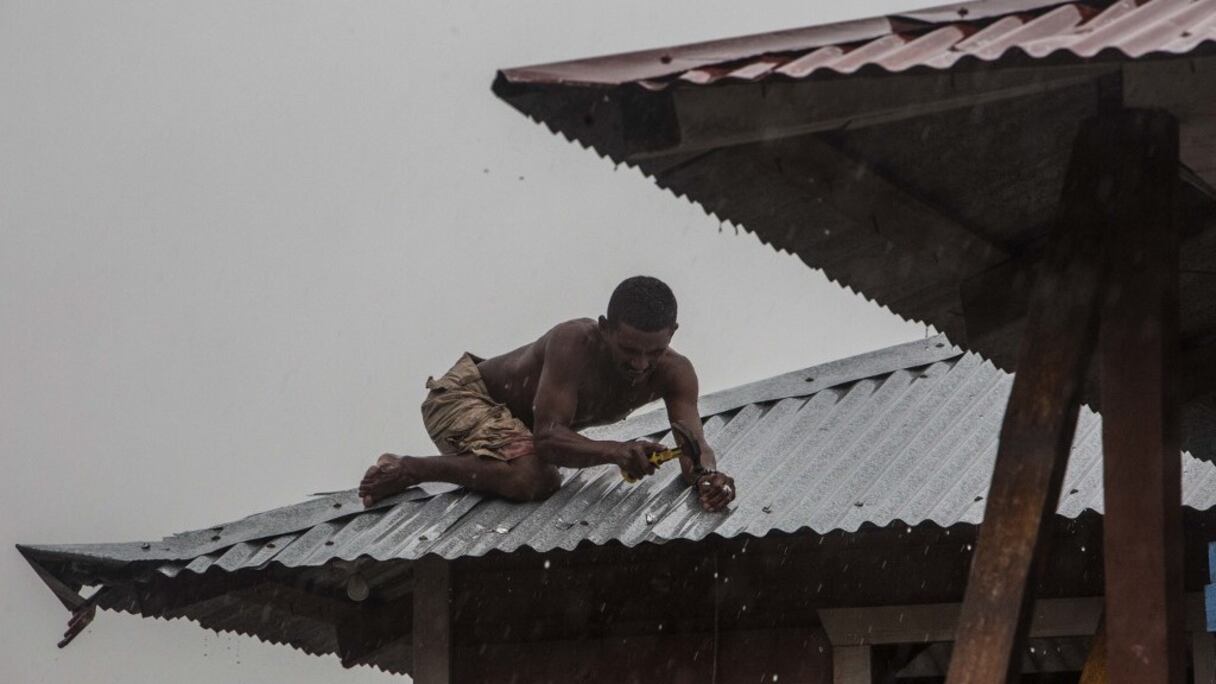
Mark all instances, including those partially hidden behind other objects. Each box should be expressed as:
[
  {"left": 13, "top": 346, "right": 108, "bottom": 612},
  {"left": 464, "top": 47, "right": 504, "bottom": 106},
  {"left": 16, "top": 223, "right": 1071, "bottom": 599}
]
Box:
[{"left": 620, "top": 421, "right": 707, "bottom": 483}]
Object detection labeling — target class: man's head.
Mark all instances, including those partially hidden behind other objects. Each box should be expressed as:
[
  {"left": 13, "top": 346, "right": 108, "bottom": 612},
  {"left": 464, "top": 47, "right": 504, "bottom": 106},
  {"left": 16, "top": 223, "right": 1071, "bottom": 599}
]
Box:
[{"left": 598, "top": 276, "right": 678, "bottom": 383}]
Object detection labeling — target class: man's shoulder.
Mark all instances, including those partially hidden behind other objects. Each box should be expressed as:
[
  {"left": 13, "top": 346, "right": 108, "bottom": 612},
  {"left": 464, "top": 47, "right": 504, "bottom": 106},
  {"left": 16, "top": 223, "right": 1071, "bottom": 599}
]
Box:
[
  {"left": 545, "top": 318, "right": 598, "bottom": 344},
  {"left": 655, "top": 349, "right": 695, "bottom": 389}
]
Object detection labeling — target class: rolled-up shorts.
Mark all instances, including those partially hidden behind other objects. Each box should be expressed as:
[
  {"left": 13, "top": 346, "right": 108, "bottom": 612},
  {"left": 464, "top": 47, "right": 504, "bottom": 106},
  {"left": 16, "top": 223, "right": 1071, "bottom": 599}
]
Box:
[{"left": 420, "top": 353, "right": 536, "bottom": 461}]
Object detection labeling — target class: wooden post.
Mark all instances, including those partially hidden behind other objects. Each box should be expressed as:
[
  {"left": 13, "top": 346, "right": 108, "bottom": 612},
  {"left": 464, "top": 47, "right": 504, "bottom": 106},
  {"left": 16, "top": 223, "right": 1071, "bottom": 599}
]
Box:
[
  {"left": 833, "top": 645, "right": 871, "bottom": 684},
  {"left": 413, "top": 556, "right": 451, "bottom": 684},
  {"left": 1079, "top": 616, "right": 1107, "bottom": 684},
  {"left": 944, "top": 111, "right": 1110, "bottom": 684},
  {"left": 1099, "top": 108, "right": 1185, "bottom": 684}
]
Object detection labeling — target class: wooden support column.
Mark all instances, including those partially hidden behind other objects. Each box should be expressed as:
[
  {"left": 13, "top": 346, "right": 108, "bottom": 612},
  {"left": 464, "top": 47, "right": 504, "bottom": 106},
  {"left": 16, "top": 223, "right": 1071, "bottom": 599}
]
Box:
[
  {"left": 1079, "top": 616, "right": 1107, "bottom": 684},
  {"left": 413, "top": 556, "right": 451, "bottom": 684},
  {"left": 1195, "top": 632, "right": 1216, "bottom": 684},
  {"left": 1099, "top": 109, "right": 1185, "bottom": 684},
  {"left": 832, "top": 645, "right": 871, "bottom": 684},
  {"left": 944, "top": 113, "right": 1112, "bottom": 684}
]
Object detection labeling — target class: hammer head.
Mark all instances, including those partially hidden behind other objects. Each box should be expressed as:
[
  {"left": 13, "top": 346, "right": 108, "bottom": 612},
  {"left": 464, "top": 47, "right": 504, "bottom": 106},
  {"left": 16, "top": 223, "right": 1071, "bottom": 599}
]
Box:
[{"left": 670, "top": 421, "right": 703, "bottom": 470}]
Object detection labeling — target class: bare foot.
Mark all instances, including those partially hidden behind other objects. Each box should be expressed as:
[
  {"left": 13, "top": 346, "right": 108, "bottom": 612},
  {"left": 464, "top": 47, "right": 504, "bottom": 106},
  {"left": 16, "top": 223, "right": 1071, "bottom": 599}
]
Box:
[{"left": 359, "top": 453, "right": 420, "bottom": 507}]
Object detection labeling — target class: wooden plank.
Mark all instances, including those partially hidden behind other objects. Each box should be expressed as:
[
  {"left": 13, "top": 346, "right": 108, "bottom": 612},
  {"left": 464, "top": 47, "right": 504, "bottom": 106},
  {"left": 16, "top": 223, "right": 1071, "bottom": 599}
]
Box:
[
  {"left": 819, "top": 598, "right": 1103, "bottom": 646},
  {"left": 413, "top": 556, "right": 451, "bottom": 684},
  {"left": 1098, "top": 109, "right": 1185, "bottom": 684},
  {"left": 833, "top": 645, "right": 872, "bottom": 684},
  {"left": 944, "top": 107, "right": 1112, "bottom": 684}
]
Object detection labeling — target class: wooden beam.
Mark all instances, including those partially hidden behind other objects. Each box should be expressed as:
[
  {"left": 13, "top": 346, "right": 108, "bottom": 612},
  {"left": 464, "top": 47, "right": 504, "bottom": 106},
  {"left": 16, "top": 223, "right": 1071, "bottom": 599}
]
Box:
[
  {"left": 413, "top": 556, "right": 451, "bottom": 684},
  {"left": 818, "top": 595, "right": 1208, "bottom": 647},
  {"left": 768, "top": 135, "right": 1008, "bottom": 284},
  {"left": 819, "top": 598, "right": 1104, "bottom": 646},
  {"left": 1079, "top": 616, "right": 1107, "bottom": 684},
  {"left": 627, "top": 63, "right": 1120, "bottom": 161},
  {"left": 833, "top": 645, "right": 871, "bottom": 684},
  {"left": 1099, "top": 109, "right": 1186, "bottom": 684},
  {"left": 945, "top": 106, "right": 1112, "bottom": 684}
]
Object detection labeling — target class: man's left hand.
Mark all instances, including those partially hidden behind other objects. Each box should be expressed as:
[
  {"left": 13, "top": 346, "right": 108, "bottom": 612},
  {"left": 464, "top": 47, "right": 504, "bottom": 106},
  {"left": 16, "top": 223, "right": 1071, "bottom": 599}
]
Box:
[{"left": 695, "top": 471, "right": 735, "bottom": 512}]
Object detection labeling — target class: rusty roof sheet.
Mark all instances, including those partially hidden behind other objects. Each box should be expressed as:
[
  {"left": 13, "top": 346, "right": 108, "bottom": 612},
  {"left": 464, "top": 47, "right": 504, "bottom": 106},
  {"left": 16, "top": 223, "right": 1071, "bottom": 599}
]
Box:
[
  {"left": 20, "top": 335, "right": 1216, "bottom": 579},
  {"left": 498, "top": 0, "right": 1216, "bottom": 88}
]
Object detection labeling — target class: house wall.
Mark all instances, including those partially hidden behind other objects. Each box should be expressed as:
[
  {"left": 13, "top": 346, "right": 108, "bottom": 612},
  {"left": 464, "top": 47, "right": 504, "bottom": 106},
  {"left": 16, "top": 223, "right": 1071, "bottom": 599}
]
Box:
[{"left": 453, "top": 627, "right": 831, "bottom": 684}]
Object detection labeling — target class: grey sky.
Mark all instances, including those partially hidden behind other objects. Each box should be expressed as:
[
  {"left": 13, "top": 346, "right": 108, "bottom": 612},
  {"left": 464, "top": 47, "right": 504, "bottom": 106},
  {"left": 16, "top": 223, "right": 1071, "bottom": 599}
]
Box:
[{"left": 2, "top": 1, "right": 938, "bottom": 681}]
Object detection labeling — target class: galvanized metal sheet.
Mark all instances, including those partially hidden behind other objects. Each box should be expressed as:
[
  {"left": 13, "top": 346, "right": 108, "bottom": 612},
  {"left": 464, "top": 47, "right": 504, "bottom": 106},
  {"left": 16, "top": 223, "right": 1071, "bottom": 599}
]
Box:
[
  {"left": 498, "top": 0, "right": 1216, "bottom": 87},
  {"left": 21, "top": 335, "right": 1216, "bottom": 578}
]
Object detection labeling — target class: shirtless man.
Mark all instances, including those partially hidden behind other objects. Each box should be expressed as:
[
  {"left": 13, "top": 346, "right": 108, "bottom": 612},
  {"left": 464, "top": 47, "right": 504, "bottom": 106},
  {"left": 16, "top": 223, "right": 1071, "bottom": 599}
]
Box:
[{"left": 358, "top": 276, "right": 736, "bottom": 513}]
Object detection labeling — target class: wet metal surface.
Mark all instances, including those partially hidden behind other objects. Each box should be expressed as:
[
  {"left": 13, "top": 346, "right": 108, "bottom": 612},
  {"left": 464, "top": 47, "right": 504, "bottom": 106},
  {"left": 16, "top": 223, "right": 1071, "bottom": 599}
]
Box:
[
  {"left": 20, "top": 335, "right": 1216, "bottom": 576},
  {"left": 498, "top": 0, "right": 1216, "bottom": 88}
]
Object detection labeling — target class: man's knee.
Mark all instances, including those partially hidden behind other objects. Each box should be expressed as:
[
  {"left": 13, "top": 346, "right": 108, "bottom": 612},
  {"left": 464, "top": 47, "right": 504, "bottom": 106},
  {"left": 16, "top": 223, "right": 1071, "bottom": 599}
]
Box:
[{"left": 501, "top": 463, "right": 562, "bottom": 502}]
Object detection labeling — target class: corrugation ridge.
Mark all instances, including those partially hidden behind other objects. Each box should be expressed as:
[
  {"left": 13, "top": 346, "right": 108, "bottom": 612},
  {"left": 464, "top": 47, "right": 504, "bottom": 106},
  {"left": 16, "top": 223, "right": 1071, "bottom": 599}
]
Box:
[
  {"left": 1054, "top": 411, "right": 1105, "bottom": 517},
  {"left": 1069, "top": 0, "right": 1192, "bottom": 52},
  {"left": 807, "top": 366, "right": 960, "bottom": 529},
  {"left": 917, "top": 375, "right": 1010, "bottom": 524},
  {"left": 952, "top": 15, "right": 1029, "bottom": 52},
  {"left": 876, "top": 25, "right": 971, "bottom": 70},
  {"left": 966, "top": 4, "right": 1089, "bottom": 59},
  {"left": 718, "top": 390, "right": 846, "bottom": 538},
  {"left": 888, "top": 363, "right": 1013, "bottom": 521},
  {"left": 651, "top": 396, "right": 812, "bottom": 540},
  {"left": 379, "top": 493, "right": 485, "bottom": 559},
  {"left": 212, "top": 542, "right": 259, "bottom": 573},
  {"left": 1102, "top": 0, "right": 1216, "bottom": 55},
  {"left": 832, "top": 355, "right": 994, "bottom": 529},
  {"left": 268, "top": 520, "right": 346, "bottom": 567},
  {"left": 1182, "top": 455, "right": 1216, "bottom": 508},
  {"left": 753, "top": 377, "right": 890, "bottom": 534}
]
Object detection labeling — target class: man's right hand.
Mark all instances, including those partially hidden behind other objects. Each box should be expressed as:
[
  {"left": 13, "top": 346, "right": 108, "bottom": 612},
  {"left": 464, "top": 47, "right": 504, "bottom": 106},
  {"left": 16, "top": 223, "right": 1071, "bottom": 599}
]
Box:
[{"left": 607, "top": 440, "right": 666, "bottom": 480}]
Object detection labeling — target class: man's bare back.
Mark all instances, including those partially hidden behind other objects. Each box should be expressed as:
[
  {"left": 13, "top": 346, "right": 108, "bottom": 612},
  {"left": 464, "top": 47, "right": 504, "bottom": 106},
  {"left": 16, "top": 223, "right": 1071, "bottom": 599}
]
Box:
[
  {"left": 358, "top": 277, "right": 736, "bottom": 512},
  {"left": 478, "top": 318, "right": 672, "bottom": 432}
]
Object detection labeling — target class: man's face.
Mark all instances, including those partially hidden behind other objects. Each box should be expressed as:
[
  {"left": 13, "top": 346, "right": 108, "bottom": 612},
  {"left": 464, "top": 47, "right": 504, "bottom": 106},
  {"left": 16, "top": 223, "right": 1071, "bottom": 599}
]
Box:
[{"left": 600, "top": 319, "right": 676, "bottom": 384}]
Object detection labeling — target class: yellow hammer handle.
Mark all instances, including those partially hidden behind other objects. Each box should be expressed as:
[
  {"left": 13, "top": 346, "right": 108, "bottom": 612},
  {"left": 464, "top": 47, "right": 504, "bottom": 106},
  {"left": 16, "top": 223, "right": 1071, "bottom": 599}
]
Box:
[{"left": 621, "top": 447, "right": 683, "bottom": 483}]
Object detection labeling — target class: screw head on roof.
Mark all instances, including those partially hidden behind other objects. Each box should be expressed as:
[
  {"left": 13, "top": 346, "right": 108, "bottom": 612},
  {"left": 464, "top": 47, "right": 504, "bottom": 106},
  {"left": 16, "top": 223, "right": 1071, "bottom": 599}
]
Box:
[
  {"left": 958, "top": 8, "right": 969, "bottom": 17},
  {"left": 140, "top": 543, "right": 151, "bottom": 550},
  {"left": 804, "top": 377, "right": 815, "bottom": 383},
  {"left": 853, "top": 501, "right": 864, "bottom": 508},
  {"left": 210, "top": 535, "right": 221, "bottom": 541},
  {"left": 1069, "top": 488, "right": 1080, "bottom": 495},
  {"left": 333, "top": 502, "right": 342, "bottom": 509},
  {"left": 346, "top": 573, "right": 370, "bottom": 602},
  {"left": 659, "top": 54, "right": 672, "bottom": 64}
]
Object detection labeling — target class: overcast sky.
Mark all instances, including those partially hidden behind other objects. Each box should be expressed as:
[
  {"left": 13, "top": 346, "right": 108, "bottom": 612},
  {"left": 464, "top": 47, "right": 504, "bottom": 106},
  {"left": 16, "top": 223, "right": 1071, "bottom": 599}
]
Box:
[{"left": 2, "top": 1, "right": 940, "bottom": 681}]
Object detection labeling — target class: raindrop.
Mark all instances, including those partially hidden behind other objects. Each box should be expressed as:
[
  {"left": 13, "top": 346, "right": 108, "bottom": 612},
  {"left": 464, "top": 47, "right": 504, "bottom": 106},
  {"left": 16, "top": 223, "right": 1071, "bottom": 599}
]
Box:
[
  {"left": 1080, "top": 545, "right": 1086, "bottom": 552},
  {"left": 544, "top": 560, "right": 551, "bottom": 569}
]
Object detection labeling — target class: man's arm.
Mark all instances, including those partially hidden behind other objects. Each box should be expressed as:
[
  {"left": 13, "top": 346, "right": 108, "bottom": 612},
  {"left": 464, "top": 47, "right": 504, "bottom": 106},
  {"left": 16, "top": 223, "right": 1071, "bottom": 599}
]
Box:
[
  {"left": 531, "top": 325, "right": 663, "bottom": 479},
  {"left": 662, "top": 355, "right": 736, "bottom": 512}
]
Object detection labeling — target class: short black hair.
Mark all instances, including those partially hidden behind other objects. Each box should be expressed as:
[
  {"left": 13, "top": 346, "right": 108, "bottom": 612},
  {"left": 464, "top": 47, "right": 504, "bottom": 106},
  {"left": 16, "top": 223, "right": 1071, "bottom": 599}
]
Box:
[{"left": 606, "top": 276, "right": 677, "bottom": 332}]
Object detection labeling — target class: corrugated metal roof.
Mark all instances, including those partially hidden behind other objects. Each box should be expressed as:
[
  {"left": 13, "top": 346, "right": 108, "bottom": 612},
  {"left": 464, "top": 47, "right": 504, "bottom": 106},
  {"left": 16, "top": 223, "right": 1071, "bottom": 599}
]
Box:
[
  {"left": 498, "top": 0, "right": 1216, "bottom": 88},
  {"left": 20, "top": 335, "right": 1216, "bottom": 578}
]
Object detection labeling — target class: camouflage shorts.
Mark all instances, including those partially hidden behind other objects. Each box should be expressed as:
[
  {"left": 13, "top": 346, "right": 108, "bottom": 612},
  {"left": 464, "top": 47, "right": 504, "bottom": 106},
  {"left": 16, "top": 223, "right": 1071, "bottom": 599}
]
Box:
[{"left": 420, "top": 353, "right": 535, "bottom": 461}]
